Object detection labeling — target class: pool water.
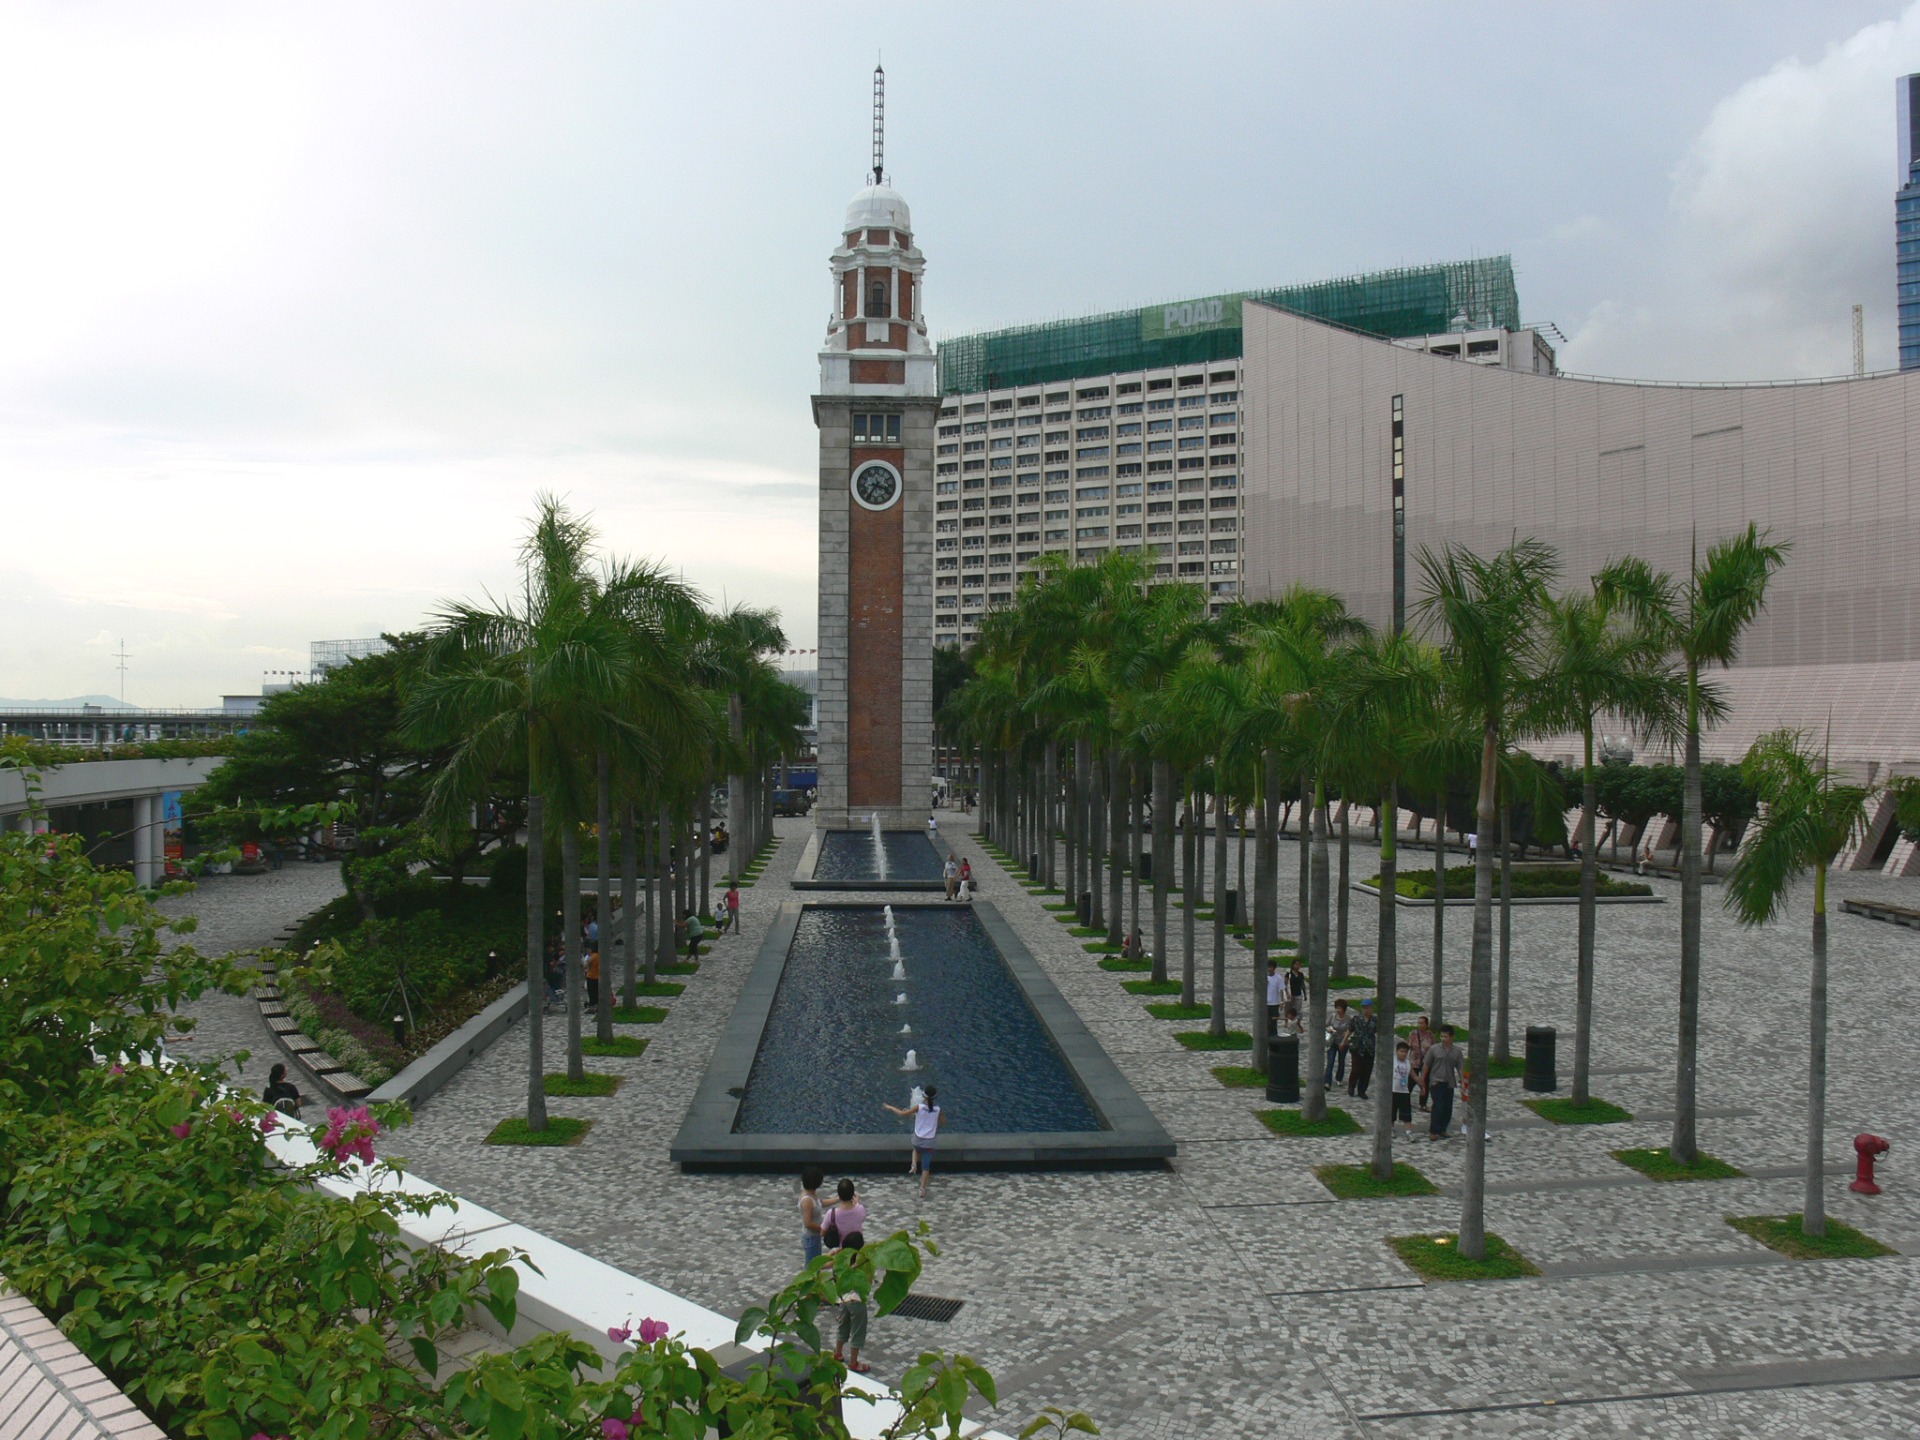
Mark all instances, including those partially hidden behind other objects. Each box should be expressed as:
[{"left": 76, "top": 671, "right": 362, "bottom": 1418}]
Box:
[
  {"left": 811, "top": 830, "right": 949, "bottom": 883},
  {"left": 731, "top": 905, "right": 1105, "bottom": 1135}
]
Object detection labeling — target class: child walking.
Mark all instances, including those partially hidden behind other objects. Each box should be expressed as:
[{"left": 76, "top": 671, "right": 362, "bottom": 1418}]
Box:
[{"left": 882, "top": 1085, "right": 943, "bottom": 1198}]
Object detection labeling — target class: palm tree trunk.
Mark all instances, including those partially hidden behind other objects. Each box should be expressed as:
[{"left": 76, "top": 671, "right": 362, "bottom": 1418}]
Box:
[
  {"left": 1252, "top": 752, "right": 1277, "bottom": 1073},
  {"left": 1297, "top": 775, "right": 1310, "bottom": 949},
  {"left": 1334, "top": 800, "right": 1351, "bottom": 978},
  {"left": 1575, "top": 725, "right": 1599, "bottom": 1106},
  {"left": 524, "top": 790, "right": 549, "bottom": 1131},
  {"left": 1062, "top": 743, "right": 1078, "bottom": 906},
  {"left": 1181, "top": 777, "right": 1198, "bottom": 1008},
  {"left": 1371, "top": 778, "right": 1400, "bottom": 1180},
  {"left": 1805, "top": 867, "right": 1829, "bottom": 1237},
  {"left": 1673, "top": 677, "right": 1704, "bottom": 1166},
  {"left": 1210, "top": 773, "right": 1228, "bottom": 1038},
  {"left": 596, "top": 754, "right": 613, "bottom": 1043},
  {"left": 1460, "top": 722, "right": 1499, "bottom": 1261},
  {"left": 642, "top": 807, "right": 657, "bottom": 988},
  {"left": 1044, "top": 741, "right": 1060, "bottom": 890},
  {"left": 620, "top": 805, "right": 638, "bottom": 1013},
  {"left": 1495, "top": 798, "right": 1513, "bottom": 1064},
  {"left": 1303, "top": 779, "right": 1331, "bottom": 1122},
  {"left": 1236, "top": 798, "right": 1248, "bottom": 926},
  {"left": 1107, "top": 749, "right": 1125, "bottom": 946},
  {"left": 1151, "top": 756, "right": 1172, "bottom": 986},
  {"left": 653, "top": 804, "right": 670, "bottom": 983},
  {"left": 1087, "top": 740, "right": 1105, "bottom": 931},
  {"left": 1128, "top": 760, "right": 1142, "bottom": 943},
  {"left": 1432, "top": 789, "right": 1447, "bottom": 1026},
  {"left": 562, "top": 823, "right": 584, "bottom": 1082}
]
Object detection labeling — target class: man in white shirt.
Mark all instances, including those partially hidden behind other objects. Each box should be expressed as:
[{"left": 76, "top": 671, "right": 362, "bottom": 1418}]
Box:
[{"left": 1265, "top": 959, "right": 1284, "bottom": 1037}]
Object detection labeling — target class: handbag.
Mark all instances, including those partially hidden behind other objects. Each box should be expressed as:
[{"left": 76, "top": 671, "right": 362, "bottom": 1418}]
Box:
[{"left": 823, "top": 1209, "right": 842, "bottom": 1248}]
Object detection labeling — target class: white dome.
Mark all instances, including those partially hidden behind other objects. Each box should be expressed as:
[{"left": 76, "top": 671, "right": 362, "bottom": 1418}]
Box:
[{"left": 844, "top": 183, "right": 911, "bottom": 236}]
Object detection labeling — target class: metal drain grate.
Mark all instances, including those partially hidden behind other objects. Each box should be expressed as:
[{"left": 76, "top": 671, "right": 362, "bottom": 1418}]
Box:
[{"left": 890, "top": 1294, "right": 965, "bottom": 1323}]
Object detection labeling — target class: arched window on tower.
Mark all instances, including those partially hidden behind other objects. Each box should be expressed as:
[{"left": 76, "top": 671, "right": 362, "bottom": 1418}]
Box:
[{"left": 868, "top": 276, "right": 890, "bottom": 318}]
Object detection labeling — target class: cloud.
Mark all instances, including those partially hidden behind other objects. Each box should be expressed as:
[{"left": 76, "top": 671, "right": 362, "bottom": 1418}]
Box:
[{"left": 1561, "top": 5, "right": 1920, "bottom": 380}]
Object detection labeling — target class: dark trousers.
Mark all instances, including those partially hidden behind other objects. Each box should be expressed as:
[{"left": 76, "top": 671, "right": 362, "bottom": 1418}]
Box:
[
  {"left": 1265, "top": 1003, "right": 1280, "bottom": 1037},
  {"left": 1347, "top": 1052, "right": 1374, "bottom": 1098},
  {"left": 586, "top": 977, "right": 599, "bottom": 1007},
  {"left": 1428, "top": 1081, "right": 1455, "bottom": 1137}
]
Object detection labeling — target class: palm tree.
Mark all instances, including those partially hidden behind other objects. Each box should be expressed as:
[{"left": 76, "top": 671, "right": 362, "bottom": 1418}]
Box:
[
  {"left": 1724, "top": 728, "right": 1872, "bottom": 1239},
  {"left": 1326, "top": 630, "right": 1443, "bottom": 1179},
  {"left": 1417, "top": 538, "right": 1557, "bottom": 1261},
  {"left": 1533, "top": 588, "right": 1684, "bottom": 1105},
  {"left": 1598, "top": 525, "right": 1787, "bottom": 1164},
  {"left": 407, "top": 497, "right": 697, "bottom": 1123}
]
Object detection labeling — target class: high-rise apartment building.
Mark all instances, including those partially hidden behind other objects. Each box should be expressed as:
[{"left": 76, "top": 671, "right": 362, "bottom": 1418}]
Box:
[
  {"left": 1898, "top": 74, "right": 1920, "bottom": 370},
  {"left": 931, "top": 258, "right": 1547, "bottom": 647}
]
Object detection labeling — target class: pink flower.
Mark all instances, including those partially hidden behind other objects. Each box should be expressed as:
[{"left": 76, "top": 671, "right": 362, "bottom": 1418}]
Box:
[
  {"left": 601, "top": 1422, "right": 630, "bottom": 1440},
  {"left": 606, "top": 1323, "right": 632, "bottom": 1344},
  {"left": 109, "top": 1063, "right": 125, "bottom": 1076},
  {"left": 171, "top": 1122, "right": 191, "bottom": 1139},
  {"left": 318, "top": 1105, "right": 379, "bottom": 1165},
  {"left": 260, "top": 1112, "right": 280, "bottom": 1135},
  {"left": 637, "top": 1317, "right": 668, "bottom": 1344}
]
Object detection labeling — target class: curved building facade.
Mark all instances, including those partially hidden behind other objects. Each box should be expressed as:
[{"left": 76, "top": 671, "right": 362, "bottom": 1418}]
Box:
[{"left": 1240, "top": 301, "right": 1920, "bottom": 777}]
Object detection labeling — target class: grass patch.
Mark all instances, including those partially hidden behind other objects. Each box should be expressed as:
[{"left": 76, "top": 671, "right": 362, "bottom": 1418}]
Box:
[
  {"left": 542, "top": 1071, "right": 622, "bottom": 1097},
  {"left": 1083, "top": 941, "right": 1123, "bottom": 954},
  {"left": 1146, "top": 1002, "right": 1210, "bottom": 1020},
  {"left": 1067, "top": 925, "right": 1107, "bottom": 937},
  {"left": 1210, "top": 1065, "right": 1268, "bottom": 1088},
  {"left": 1525, "top": 1096, "right": 1633, "bottom": 1125},
  {"left": 1611, "top": 1147, "right": 1746, "bottom": 1182},
  {"left": 1726, "top": 1214, "right": 1897, "bottom": 1261},
  {"left": 1315, "top": 1162, "right": 1439, "bottom": 1199},
  {"left": 1389, "top": 1232, "right": 1539, "bottom": 1281},
  {"left": 1257, "top": 1106, "right": 1362, "bottom": 1137},
  {"left": 610, "top": 1005, "right": 669, "bottom": 1025},
  {"left": 582, "top": 1035, "right": 650, "bottom": 1058},
  {"left": 1175, "top": 1030, "right": 1252, "bottom": 1051},
  {"left": 655, "top": 962, "right": 699, "bottom": 976},
  {"left": 1327, "top": 974, "right": 1374, "bottom": 990},
  {"left": 625, "top": 981, "right": 685, "bottom": 998},
  {"left": 486, "top": 1116, "right": 593, "bottom": 1146},
  {"left": 1483, "top": 1055, "right": 1527, "bottom": 1079},
  {"left": 1098, "top": 957, "right": 1154, "bottom": 972},
  {"left": 1122, "top": 979, "right": 1183, "bottom": 995}
]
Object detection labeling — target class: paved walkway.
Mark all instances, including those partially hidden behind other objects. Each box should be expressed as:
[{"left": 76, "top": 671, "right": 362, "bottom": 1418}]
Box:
[{"left": 166, "top": 823, "right": 1920, "bottom": 1437}]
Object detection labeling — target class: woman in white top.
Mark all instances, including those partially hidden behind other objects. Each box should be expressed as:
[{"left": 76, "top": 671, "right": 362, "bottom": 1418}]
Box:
[{"left": 883, "top": 1085, "right": 943, "bottom": 1198}]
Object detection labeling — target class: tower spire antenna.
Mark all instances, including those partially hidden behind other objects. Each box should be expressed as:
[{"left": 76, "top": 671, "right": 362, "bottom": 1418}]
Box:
[{"left": 871, "top": 60, "right": 885, "bottom": 186}]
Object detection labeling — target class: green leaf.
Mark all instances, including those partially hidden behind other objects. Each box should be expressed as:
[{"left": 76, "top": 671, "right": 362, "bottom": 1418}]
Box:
[
  {"left": 486, "top": 1398, "right": 525, "bottom": 1440},
  {"left": 410, "top": 1334, "right": 440, "bottom": 1378}
]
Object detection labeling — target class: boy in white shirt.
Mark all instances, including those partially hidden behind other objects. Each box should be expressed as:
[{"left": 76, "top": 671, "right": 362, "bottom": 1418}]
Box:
[{"left": 1390, "top": 1040, "right": 1415, "bottom": 1136}]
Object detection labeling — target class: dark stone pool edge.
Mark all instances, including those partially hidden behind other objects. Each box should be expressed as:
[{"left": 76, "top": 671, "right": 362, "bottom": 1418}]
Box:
[
  {"left": 789, "top": 828, "right": 948, "bottom": 892},
  {"left": 670, "top": 899, "right": 1177, "bottom": 1172}
]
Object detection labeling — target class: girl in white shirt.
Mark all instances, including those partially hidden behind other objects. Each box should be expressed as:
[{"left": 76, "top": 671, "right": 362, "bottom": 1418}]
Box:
[{"left": 883, "top": 1085, "right": 943, "bottom": 1198}]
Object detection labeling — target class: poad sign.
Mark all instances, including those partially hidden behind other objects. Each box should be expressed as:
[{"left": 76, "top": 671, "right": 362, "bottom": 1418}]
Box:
[{"left": 1142, "top": 294, "right": 1243, "bottom": 341}]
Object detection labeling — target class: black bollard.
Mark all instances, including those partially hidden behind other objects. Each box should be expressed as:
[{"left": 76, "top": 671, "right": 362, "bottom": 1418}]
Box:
[
  {"left": 1139, "top": 849, "right": 1153, "bottom": 881},
  {"left": 1266, "top": 1034, "right": 1300, "bottom": 1104},
  {"left": 1223, "top": 888, "right": 1240, "bottom": 925},
  {"left": 1029, "top": 851, "right": 1041, "bottom": 881},
  {"left": 392, "top": 1014, "right": 406, "bottom": 1047},
  {"left": 1523, "top": 1025, "right": 1558, "bottom": 1093},
  {"left": 1078, "top": 890, "right": 1092, "bottom": 925}
]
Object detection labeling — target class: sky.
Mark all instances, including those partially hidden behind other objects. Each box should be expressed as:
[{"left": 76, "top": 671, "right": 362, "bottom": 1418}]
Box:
[{"left": 3, "top": 0, "right": 1919, "bottom": 705}]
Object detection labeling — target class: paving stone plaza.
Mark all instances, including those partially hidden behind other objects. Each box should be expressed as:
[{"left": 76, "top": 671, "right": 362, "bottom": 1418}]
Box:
[{"left": 173, "top": 817, "right": 1920, "bottom": 1437}]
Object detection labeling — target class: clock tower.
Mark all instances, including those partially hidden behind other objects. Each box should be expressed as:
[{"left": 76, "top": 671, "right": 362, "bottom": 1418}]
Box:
[{"left": 813, "top": 67, "right": 936, "bottom": 831}]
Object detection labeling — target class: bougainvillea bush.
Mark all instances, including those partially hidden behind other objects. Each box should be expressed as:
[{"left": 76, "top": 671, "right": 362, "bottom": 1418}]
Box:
[{"left": 0, "top": 793, "right": 1094, "bottom": 1440}]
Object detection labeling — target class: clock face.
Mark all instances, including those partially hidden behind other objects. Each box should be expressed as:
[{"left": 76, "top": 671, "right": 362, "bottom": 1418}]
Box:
[{"left": 851, "top": 461, "right": 902, "bottom": 511}]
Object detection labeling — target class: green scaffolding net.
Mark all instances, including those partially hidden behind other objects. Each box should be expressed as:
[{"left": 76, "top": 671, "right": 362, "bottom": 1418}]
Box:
[{"left": 937, "top": 256, "right": 1521, "bottom": 395}]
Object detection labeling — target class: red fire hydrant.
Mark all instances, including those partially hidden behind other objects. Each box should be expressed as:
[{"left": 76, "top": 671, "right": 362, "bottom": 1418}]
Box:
[{"left": 1852, "top": 1133, "right": 1890, "bottom": 1195}]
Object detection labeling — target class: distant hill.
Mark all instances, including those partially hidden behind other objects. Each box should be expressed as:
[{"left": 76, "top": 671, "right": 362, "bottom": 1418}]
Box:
[{"left": 0, "top": 694, "right": 140, "bottom": 710}]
